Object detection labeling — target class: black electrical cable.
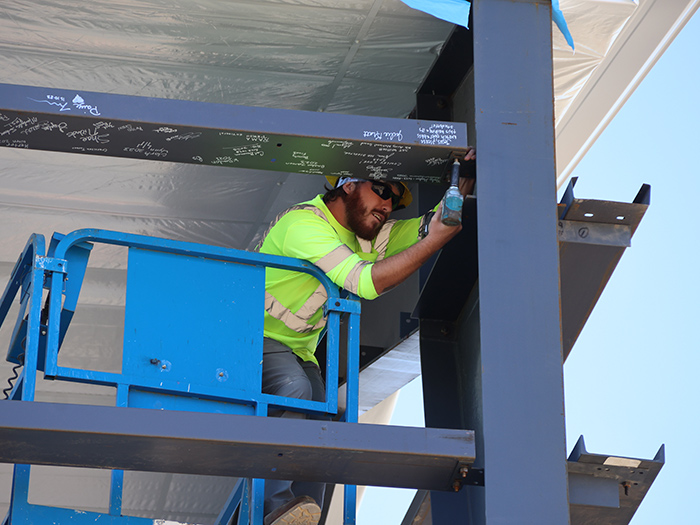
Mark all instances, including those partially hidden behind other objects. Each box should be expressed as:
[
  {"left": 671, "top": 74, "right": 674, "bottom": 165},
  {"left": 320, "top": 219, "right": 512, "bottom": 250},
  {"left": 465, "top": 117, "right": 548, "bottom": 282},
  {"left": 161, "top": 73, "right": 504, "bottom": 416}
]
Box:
[
  {"left": 4, "top": 299, "right": 51, "bottom": 399},
  {"left": 3, "top": 338, "right": 25, "bottom": 399}
]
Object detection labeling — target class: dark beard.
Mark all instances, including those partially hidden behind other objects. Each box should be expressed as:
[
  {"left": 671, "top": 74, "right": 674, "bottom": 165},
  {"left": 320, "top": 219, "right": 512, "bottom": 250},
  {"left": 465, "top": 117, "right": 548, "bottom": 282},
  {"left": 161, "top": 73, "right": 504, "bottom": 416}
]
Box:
[{"left": 345, "top": 189, "right": 385, "bottom": 240}]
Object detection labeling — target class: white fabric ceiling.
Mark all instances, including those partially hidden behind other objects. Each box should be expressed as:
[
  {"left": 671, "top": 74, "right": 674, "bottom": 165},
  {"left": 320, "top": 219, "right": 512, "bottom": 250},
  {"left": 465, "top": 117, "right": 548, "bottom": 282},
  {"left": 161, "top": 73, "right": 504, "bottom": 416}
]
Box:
[{"left": 0, "top": 0, "right": 451, "bottom": 115}]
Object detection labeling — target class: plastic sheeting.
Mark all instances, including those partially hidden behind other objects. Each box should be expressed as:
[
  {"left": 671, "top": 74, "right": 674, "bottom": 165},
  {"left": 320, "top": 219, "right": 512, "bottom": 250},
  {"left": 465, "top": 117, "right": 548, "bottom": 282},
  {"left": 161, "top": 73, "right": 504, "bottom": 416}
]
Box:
[
  {"left": 0, "top": 0, "right": 451, "bottom": 116},
  {"left": 554, "top": 0, "right": 638, "bottom": 125},
  {"left": 0, "top": 0, "right": 638, "bottom": 145}
]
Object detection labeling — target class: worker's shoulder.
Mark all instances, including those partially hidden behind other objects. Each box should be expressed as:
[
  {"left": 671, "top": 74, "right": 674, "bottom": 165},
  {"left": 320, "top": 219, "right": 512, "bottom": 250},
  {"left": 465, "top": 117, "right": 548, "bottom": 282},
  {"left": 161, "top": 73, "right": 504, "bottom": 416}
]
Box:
[
  {"left": 268, "top": 206, "right": 332, "bottom": 239},
  {"left": 278, "top": 198, "right": 331, "bottom": 225}
]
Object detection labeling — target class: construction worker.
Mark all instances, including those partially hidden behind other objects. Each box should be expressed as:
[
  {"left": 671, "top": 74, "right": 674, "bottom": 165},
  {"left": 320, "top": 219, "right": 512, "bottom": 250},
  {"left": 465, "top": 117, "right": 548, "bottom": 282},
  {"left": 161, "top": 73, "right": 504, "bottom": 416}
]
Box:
[{"left": 255, "top": 148, "right": 475, "bottom": 525}]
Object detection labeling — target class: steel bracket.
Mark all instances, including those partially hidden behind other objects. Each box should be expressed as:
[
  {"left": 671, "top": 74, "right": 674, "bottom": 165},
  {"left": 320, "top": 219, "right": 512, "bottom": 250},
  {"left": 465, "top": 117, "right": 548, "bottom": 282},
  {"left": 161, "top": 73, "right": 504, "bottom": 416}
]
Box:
[
  {"left": 325, "top": 297, "right": 361, "bottom": 315},
  {"left": 34, "top": 256, "right": 67, "bottom": 274},
  {"left": 454, "top": 465, "right": 484, "bottom": 489}
]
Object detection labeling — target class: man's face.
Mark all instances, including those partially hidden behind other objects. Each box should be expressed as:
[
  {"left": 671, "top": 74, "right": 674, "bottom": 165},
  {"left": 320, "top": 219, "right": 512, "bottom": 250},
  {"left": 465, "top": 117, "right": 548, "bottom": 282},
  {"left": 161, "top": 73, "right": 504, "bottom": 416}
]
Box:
[{"left": 344, "top": 181, "right": 400, "bottom": 240}]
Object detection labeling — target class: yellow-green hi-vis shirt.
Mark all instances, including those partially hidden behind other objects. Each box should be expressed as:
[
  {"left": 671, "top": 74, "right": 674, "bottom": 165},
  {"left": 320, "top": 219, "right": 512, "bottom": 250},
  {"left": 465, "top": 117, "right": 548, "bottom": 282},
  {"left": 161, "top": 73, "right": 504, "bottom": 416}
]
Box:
[{"left": 255, "top": 194, "right": 430, "bottom": 365}]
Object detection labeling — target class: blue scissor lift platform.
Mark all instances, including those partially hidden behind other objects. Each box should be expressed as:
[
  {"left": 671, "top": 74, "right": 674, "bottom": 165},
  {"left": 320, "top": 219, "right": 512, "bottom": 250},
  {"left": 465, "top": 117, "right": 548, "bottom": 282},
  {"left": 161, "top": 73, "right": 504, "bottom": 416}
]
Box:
[{"left": 0, "top": 229, "right": 476, "bottom": 525}]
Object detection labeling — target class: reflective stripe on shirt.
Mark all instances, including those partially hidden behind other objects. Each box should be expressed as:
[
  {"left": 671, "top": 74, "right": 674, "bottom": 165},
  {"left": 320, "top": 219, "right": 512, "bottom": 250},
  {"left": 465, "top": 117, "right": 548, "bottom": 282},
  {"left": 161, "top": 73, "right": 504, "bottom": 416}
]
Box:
[
  {"left": 315, "top": 244, "right": 356, "bottom": 273},
  {"left": 258, "top": 203, "right": 335, "bottom": 335},
  {"left": 264, "top": 283, "right": 328, "bottom": 334},
  {"left": 372, "top": 220, "right": 396, "bottom": 261},
  {"left": 343, "top": 260, "right": 371, "bottom": 294}
]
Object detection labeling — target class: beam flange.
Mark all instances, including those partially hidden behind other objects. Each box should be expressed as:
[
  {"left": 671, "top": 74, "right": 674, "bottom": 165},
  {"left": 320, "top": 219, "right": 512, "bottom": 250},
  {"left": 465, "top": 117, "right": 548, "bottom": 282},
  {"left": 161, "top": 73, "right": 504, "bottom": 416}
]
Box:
[
  {"left": 0, "top": 400, "right": 475, "bottom": 492},
  {"left": 559, "top": 179, "right": 650, "bottom": 359},
  {"left": 568, "top": 436, "right": 665, "bottom": 524},
  {"left": 0, "top": 83, "right": 468, "bottom": 183}
]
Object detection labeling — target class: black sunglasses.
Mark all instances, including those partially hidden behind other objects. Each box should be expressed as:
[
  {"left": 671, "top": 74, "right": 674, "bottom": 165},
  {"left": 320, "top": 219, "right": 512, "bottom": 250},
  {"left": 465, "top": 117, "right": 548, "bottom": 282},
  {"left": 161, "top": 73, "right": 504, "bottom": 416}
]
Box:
[{"left": 370, "top": 182, "right": 402, "bottom": 210}]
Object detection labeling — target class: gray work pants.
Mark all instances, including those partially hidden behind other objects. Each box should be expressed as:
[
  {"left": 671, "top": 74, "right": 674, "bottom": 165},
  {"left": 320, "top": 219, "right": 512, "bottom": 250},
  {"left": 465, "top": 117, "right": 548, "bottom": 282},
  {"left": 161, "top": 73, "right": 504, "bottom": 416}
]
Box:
[{"left": 262, "top": 337, "right": 327, "bottom": 517}]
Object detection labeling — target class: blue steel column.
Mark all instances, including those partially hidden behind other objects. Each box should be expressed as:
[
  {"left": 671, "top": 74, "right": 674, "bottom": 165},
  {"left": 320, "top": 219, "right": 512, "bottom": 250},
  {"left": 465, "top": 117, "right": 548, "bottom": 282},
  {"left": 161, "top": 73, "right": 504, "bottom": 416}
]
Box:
[{"left": 472, "top": 0, "right": 568, "bottom": 523}]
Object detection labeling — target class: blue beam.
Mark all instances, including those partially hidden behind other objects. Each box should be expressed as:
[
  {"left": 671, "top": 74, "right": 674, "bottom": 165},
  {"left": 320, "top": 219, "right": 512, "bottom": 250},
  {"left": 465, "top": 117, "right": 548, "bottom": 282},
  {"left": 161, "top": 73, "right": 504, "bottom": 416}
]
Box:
[{"left": 472, "top": 0, "right": 569, "bottom": 522}]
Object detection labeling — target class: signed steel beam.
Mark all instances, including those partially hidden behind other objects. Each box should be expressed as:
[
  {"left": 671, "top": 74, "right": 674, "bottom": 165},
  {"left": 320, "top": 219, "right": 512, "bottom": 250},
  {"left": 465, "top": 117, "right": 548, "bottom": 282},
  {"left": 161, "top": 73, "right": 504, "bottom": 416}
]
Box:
[{"left": 0, "top": 83, "right": 468, "bottom": 183}]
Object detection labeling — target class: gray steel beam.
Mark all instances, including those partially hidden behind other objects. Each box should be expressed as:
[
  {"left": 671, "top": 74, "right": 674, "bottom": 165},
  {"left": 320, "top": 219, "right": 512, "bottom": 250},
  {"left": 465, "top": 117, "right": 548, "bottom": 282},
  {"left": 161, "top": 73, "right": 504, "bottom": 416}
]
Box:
[
  {"left": 401, "top": 490, "right": 431, "bottom": 525},
  {"left": 568, "top": 436, "right": 665, "bottom": 525},
  {"left": 414, "top": 25, "right": 474, "bottom": 122},
  {"left": 0, "top": 400, "right": 475, "bottom": 492},
  {"left": 0, "top": 83, "right": 468, "bottom": 184},
  {"left": 414, "top": 188, "right": 650, "bottom": 361},
  {"left": 471, "top": 0, "right": 569, "bottom": 522},
  {"left": 419, "top": 287, "right": 482, "bottom": 524},
  {"left": 417, "top": 0, "right": 568, "bottom": 522},
  {"left": 413, "top": 197, "right": 478, "bottom": 322},
  {"left": 558, "top": 179, "right": 650, "bottom": 359}
]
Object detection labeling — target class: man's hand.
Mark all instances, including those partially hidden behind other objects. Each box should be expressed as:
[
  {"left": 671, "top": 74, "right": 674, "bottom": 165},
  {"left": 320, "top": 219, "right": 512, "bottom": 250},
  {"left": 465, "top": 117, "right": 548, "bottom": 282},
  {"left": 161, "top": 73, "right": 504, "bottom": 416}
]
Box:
[
  {"left": 459, "top": 147, "right": 476, "bottom": 196},
  {"left": 427, "top": 201, "right": 462, "bottom": 242},
  {"left": 463, "top": 146, "right": 476, "bottom": 162}
]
